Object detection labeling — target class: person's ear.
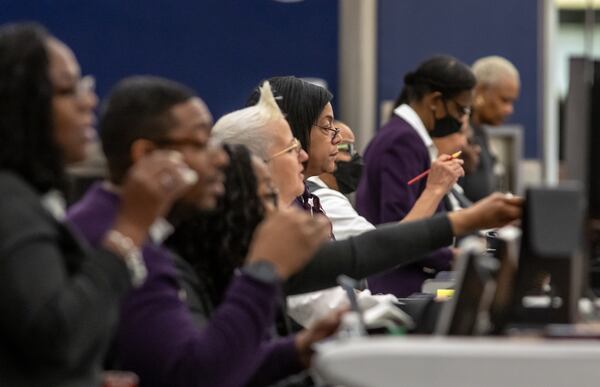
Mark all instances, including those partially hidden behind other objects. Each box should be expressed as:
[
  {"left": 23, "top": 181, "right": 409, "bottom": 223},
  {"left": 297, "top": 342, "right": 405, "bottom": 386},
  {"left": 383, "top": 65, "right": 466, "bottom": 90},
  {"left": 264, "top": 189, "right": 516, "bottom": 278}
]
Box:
[
  {"left": 474, "top": 84, "right": 489, "bottom": 106},
  {"left": 423, "top": 91, "right": 442, "bottom": 111},
  {"left": 130, "top": 138, "right": 158, "bottom": 163},
  {"left": 425, "top": 91, "right": 444, "bottom": 118}
]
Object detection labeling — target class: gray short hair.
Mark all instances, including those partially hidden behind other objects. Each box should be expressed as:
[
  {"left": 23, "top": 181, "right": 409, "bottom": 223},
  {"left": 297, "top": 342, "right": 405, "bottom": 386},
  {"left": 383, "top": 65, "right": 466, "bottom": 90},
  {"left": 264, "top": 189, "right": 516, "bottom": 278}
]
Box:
[
  {"left": 212, "top": 81, "right": 284, "bottom": 160},
  {"left": 472, "top": 56, "right": 520, "bottom": 87}
]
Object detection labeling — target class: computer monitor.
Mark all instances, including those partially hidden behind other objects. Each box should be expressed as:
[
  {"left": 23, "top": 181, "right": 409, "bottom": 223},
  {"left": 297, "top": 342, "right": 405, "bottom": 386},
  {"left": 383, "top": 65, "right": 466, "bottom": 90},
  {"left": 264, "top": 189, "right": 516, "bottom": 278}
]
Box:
[
  {"left": 436, "top": 238, "right": 498, "bottom": 336},
  {"left": 510, "top": 185, "right": 584, "bottom": 325},
  {"left": 564, "top": 57, "right": 600, "bottom": 291},
  {"left": 587, "top": 73, "right": 600, "bottom": 276}
]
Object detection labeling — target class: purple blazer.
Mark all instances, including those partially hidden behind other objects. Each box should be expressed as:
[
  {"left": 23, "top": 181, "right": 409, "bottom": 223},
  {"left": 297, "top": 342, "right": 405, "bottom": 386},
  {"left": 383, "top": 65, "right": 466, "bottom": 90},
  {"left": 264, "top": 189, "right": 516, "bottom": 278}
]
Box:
[
  {"left": 67, "top": 184, "right": 301, "bottom": 387},
  {"left": 356, "top": 116, "right": 452, "bottom": 297}
]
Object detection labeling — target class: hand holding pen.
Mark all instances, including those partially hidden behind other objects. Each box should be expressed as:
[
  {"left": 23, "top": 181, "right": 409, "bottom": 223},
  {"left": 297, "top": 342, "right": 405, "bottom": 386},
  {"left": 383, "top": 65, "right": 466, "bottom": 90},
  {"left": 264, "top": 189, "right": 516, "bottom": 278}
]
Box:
[{"left": 408, "top": 151, "right": 464, "bottom": 186}]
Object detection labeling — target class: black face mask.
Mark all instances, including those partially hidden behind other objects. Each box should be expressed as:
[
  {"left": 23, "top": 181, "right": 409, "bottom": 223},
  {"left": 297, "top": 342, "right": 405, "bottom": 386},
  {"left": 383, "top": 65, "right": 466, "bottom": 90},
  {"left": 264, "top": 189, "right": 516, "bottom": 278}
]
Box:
[
  {"left": 333, "top": 153, "right": 364, "bottom": 194},
  {"left": 430, "top": 115, "right": 463, "bottom": 138}
]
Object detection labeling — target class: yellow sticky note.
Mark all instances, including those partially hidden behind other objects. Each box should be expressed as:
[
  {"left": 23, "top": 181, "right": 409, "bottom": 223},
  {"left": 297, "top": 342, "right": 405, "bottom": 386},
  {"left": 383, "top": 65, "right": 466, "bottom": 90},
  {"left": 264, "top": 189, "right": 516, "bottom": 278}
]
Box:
[{"left": 437, "top": 289, "right": 454, "bottom": 299}]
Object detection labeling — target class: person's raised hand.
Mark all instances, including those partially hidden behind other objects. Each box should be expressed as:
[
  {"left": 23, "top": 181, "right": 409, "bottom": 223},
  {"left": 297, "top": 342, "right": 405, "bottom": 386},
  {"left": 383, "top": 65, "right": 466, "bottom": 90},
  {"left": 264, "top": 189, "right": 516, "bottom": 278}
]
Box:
[
  {"left": 246, "top": 207, "right": 331, "bottom": 280},
  {"left": 426, "top": 154, "right": 465, "bottom": 195},
  {"left": 112, "top": 150, "right": 197, "bottom": 245}
]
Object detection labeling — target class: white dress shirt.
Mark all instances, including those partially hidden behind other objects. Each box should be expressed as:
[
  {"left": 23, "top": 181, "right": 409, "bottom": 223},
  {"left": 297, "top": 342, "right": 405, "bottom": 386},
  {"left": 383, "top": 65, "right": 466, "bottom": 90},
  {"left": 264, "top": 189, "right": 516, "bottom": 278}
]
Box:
[
  {"left": 394, "top": 104, "right": 438, "bottom": 162},
  {"left": 307, "top": 176, "right": 375, "bottom": 240}
]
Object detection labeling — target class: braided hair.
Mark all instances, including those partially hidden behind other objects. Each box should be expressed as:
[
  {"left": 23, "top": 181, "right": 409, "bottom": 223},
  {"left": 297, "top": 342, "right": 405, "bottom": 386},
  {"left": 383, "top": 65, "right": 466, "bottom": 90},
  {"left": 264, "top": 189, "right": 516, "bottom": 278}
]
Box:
[
  {"left": 0, "top": 22, "right": 65, "bottom": 193},
  {"left": 166, "top": 144, "right": 265, "bottom": 305}
]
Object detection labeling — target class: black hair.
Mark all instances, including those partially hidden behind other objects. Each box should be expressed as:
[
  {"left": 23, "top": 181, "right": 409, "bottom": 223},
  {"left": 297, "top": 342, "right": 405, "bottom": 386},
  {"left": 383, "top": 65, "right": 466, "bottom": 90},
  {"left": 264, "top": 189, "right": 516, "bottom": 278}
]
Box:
[
  {"left": 0, "top": 22, "right": 65, "bottom": 193},
  {"left": 392, "top": 55, "right": 476, "bottom": 112},
  {"left": 246, "top": 76, "right": 333, "bottom": 152},
  {"left": 99, "top": 76, "right": 196, "bottom": 184},
  {"left": 165, "top": 144, "right": 265, "bottom": 305}
]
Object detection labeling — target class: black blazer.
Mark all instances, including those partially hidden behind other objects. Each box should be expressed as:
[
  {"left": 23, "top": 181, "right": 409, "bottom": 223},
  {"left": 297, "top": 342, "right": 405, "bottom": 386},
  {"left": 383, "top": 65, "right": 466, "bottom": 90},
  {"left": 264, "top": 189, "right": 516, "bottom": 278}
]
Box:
[{"left": 0, "top": 171, "right": 131, "bottom": 387}]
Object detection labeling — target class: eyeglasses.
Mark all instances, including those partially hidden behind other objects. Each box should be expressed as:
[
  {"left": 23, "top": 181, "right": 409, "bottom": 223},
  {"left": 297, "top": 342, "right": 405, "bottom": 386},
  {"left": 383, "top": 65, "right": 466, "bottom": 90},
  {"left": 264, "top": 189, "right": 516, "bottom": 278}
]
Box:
[
  {"left": 153, "top": 136, "right": 209, "bottom": 151},
  {"left": 266, "top": 138, "right": 301, "bottom": 161},
  {"left": 337, "top": 142, "right": 356, "bottom": 155},
  {"left": 54, "top": 75, "right": 95, "bottom": 98},
  {"left": 450, "top": 99, "right": 471, "bottom": 117},
  {"left": 313, "top": 124, "right": 341, "bottom": 144}
]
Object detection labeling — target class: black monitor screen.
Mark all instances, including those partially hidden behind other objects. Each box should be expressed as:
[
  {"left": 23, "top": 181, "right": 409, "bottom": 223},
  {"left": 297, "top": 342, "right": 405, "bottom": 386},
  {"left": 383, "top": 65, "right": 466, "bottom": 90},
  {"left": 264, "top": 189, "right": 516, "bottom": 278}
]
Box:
[{"left": 436, "top": 239, "right": 497, "bottom": 336}]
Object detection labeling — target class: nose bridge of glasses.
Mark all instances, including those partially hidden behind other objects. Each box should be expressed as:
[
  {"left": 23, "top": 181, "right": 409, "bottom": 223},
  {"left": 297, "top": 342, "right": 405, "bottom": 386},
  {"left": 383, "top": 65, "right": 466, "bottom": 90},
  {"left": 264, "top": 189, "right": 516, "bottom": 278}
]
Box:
[
  {"left": 332, "top": 127, "right": 342, "bottom": 144},
  {"left": 77, "top": 75, "right": 95, "bottom": 96}
]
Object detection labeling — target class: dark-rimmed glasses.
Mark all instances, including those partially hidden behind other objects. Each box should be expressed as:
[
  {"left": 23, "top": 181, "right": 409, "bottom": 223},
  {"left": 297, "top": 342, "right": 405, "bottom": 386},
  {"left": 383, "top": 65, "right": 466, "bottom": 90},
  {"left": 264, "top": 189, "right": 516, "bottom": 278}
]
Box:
[
  {"left": 313, "top": 124, "right": 341, "bottom": 144},
  {"left": 153, "top": 137, "right": 210, "bottom": 151}
]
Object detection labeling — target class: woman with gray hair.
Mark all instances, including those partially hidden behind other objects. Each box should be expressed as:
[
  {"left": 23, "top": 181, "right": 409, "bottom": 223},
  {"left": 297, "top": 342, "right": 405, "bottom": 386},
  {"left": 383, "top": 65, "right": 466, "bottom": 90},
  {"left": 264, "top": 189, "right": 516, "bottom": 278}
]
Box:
[
  {"left": 213, "top": 81, "right": 308, "bottom": 207},
  {"left": 461, "top": 55, "right": 521, "bottom": 201}
]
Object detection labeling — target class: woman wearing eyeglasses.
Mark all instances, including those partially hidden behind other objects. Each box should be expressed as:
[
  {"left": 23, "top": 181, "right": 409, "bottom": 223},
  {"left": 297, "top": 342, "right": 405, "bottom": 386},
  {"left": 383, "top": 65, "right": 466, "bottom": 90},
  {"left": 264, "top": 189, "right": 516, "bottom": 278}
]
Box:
[
  {"left": 0, "top": 23, "right": 193, "bottom": 386},
  {"left": 356, "top": 55, "right": 477, "bottom": 297},
  {"left": 247, "top": 76, "right": 341, "bottom": 219}
]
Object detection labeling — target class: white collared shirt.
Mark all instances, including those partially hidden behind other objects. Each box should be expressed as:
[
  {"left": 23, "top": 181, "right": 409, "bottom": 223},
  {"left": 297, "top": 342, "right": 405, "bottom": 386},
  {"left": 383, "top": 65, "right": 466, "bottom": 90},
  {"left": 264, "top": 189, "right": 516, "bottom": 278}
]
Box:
[
  {"left": 394, "top": 104, "right": 438, "bottom": 162},
  {"left": 307, "top": 176, "right": 375, "bottom": 240}
]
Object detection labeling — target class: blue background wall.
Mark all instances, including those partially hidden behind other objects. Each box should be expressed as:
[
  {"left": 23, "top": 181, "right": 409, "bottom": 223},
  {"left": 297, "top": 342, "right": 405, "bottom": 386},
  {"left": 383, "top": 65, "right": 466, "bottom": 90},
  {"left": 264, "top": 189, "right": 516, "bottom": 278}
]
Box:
[
  {"left": 377, "top": 0, "right": 539, "bottom": 158},
  {"left": 2, "top": 0, "right": 339, "bottom": 120},
  {"left": 2, "top": 0, "right": 540, "bottom": 156}
]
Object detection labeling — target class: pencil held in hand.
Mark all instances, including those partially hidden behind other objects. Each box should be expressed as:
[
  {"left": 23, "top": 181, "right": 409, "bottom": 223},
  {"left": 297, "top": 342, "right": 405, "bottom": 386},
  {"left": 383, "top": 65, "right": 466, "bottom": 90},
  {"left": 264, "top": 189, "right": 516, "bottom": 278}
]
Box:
[{"left": 407, "top": 151, "right": 462, "bottom": 186}]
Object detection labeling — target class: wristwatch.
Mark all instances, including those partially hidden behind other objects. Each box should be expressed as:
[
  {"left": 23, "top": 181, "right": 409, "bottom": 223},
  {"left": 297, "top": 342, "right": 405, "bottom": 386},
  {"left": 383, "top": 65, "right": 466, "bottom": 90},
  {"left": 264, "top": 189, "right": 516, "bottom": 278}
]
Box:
[{"left": 239, "top": 261, "right": 280, "bottom": 285}]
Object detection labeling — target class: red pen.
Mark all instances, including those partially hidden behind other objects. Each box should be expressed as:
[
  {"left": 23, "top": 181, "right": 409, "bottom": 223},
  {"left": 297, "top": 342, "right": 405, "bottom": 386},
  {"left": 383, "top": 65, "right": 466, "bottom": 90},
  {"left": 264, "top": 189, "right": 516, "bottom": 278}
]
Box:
[{"left": 407, "top": 151, "right": 462, "bottom": 186}]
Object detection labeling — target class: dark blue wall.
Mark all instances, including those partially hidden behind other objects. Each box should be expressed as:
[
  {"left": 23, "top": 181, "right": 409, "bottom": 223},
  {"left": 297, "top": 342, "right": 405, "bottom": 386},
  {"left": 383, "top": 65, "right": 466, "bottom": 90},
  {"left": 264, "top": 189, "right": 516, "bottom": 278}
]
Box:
[
  {"left": 378, "top": 0, "right": 539, "bottom": 158},
  {"left": 2, "top": 0, "right": 339, "bottom": 120}
]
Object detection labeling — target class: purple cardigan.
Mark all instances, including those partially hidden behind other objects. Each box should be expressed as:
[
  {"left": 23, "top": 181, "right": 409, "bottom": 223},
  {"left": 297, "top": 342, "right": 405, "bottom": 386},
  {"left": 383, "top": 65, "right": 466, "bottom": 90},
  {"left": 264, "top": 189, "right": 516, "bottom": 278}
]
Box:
[
  {"left": 356, "top": 116, "right": 453, "bottom": 297},
  {"left": 67, "top": 183, "right": 302, "bottom": 387}
]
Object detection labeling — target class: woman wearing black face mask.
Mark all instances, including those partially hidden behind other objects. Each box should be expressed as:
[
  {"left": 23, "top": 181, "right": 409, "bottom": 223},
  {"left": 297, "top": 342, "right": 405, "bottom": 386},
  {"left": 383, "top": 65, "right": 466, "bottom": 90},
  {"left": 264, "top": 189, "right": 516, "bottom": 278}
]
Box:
[
  {"left": 333, "top": 151, "right": 363, "bottom": 195},
  {"left": 321, "top": 121, "right": 365, "bottom": 195},
  {"left": 356, "top": 55, "right": 476, "bottom": 297}
]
